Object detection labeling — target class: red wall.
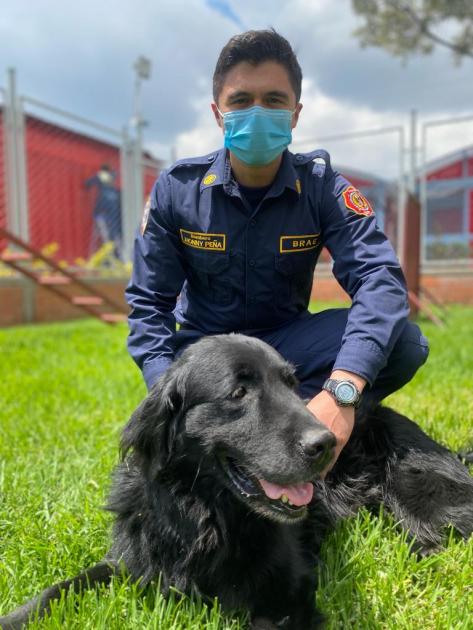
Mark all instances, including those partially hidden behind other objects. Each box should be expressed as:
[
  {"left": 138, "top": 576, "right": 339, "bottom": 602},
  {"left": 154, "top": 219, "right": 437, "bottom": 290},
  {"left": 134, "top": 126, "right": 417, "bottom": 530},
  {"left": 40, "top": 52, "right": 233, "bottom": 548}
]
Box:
[
  {"left": 25, "top": 115, "right": 121, "bottom": 261},
  {"left": 427, "top": 161, "right": 463, "bottom": 180},
  {"left": 1, "top": 111, "right": 160, "bottom": 262}
]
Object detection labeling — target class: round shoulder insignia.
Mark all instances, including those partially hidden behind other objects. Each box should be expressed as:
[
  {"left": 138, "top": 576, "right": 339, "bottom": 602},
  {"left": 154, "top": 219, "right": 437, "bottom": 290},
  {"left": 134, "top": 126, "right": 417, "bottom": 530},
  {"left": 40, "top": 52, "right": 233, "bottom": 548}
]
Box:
[
  {"left": 203, "top": 173, "right": 217, "bottom": 186},
  {"left": 141, "top": 196, "right": 151, "bottom": 235},
  {"left": 342, "top": 185, "right": 373, "bottom": 217}
]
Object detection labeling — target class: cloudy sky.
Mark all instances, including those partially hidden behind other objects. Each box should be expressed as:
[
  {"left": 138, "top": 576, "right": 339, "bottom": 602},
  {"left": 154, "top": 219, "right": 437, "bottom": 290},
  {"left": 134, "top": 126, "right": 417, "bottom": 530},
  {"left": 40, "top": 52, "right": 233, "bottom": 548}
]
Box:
[{"left": 1, "top": 0, "right": 472, "bottom": 179}]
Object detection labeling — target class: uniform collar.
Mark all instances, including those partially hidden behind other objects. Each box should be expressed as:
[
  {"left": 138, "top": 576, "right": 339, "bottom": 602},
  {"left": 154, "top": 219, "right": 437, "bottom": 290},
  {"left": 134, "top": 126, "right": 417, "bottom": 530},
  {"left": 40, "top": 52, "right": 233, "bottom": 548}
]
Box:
[
  {"left": 270, "top": 149, "right": 301, "bottom": 196},
  {"left": 200, "top": 148, "right": 301, "bottom": 197}
]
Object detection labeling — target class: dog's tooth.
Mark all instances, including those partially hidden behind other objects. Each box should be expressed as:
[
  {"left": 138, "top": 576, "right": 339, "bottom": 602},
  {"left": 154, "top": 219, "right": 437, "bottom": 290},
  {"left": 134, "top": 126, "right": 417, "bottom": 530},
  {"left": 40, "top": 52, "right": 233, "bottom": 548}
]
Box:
[{"left": 281, "top": 494, "right": 289, "bottom": 504}]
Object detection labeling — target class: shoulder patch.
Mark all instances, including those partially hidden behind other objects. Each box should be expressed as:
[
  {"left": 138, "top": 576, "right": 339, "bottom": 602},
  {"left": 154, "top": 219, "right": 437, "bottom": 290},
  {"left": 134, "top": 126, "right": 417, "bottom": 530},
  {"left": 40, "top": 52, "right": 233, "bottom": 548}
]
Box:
[
  {"left": 141, "top": 196, "right": 151, "bottom": 235},
  {"left": 342, "top": 186, "right": 373, "bottom": 217}
]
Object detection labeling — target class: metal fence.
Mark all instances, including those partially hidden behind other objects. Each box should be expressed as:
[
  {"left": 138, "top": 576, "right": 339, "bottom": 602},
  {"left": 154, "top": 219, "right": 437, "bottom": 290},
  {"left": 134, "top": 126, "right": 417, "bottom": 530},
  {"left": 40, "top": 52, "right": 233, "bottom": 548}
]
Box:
[
  {"left": 419, "top": 114, "right": 473, "bottom": 267},
  {"left": 294, "top": 112, "right": 473, "bottom": 269},
  {"left": 1, "top": 70, "right": 162, "bottom": 270}
]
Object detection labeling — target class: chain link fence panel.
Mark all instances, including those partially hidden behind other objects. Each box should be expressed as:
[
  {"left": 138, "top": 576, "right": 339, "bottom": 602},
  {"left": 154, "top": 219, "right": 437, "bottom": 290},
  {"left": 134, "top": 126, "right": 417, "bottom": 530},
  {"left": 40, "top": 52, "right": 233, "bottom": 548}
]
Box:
[
  {"left": 420, "top": 115, "right": 473, "bottom": 267},
  {"left": 21, "top": 97, "right": 126, "bottom": 266}
]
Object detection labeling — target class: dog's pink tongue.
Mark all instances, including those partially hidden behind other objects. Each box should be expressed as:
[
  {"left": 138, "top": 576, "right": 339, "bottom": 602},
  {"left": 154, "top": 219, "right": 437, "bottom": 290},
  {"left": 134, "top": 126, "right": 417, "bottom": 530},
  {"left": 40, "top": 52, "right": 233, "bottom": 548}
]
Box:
[{"left": 258, "top": 479, "right": 314, "bottom": 506}]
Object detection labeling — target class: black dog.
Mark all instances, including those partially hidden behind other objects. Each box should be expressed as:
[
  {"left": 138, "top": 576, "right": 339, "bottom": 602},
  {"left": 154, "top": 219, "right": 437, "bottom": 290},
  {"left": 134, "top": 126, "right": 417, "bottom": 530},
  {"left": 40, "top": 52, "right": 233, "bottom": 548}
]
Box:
[{"left": 1, "top": 334, "right": 472, "bottom": 629}]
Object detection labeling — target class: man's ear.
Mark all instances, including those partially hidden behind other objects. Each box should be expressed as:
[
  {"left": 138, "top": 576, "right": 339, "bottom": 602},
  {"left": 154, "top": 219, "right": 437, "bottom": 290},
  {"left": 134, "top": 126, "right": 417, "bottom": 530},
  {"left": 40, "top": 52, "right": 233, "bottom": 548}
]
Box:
[
  {"left": 211, "top": 102, "right": 224, "bottom": 129},
  {"left": 120, "top": 362, "right": 187, "bottom": 475},
  {"left": 291, "top": 102, "right": 303, "bottom": 129}
]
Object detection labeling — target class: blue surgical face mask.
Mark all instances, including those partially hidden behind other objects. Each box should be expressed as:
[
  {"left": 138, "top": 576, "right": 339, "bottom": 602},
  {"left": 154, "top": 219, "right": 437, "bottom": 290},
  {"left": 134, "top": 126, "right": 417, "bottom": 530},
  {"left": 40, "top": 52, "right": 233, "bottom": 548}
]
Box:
[{"left": 218, "top": 105, "right": 295, "bottom": 166}]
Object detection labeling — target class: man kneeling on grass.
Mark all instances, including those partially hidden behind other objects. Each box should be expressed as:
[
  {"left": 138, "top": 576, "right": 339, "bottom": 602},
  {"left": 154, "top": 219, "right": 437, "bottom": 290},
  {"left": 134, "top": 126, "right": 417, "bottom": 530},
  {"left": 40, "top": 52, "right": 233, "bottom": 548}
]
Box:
[{"left": 126, "top": 28, "right": 429, "bottom": 474}]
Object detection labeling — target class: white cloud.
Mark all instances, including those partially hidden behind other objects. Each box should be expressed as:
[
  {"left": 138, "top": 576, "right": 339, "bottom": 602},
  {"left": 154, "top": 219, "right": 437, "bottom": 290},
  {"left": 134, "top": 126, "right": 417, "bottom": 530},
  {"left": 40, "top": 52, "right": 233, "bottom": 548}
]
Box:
[{"left": 174, "top": 100, "right": 222, "bottom": 159}]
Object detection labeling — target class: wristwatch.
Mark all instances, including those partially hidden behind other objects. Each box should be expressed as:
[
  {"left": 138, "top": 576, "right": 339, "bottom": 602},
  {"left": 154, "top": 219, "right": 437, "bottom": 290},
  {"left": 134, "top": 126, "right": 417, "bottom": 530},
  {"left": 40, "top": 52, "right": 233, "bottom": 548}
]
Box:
[{"left": 323, "top": 378, "right": 362, "bottom": 408}]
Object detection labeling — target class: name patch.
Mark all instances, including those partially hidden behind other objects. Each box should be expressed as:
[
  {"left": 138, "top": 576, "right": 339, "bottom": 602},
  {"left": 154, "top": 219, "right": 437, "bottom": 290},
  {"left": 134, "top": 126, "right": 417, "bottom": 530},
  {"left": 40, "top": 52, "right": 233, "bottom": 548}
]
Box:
[
  {"left": 180, "top": 229, "right": 226, "bottom": 252},
  {"left": 280, "top": 234, "right": 320, "bottom": 253}
]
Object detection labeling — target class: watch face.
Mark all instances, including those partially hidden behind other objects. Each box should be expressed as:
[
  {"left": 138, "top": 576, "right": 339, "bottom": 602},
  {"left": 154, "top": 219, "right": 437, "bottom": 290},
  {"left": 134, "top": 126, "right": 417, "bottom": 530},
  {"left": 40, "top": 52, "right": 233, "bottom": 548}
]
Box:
[{"left": 335, "top": 381, "right": 357, "bottom": 404}]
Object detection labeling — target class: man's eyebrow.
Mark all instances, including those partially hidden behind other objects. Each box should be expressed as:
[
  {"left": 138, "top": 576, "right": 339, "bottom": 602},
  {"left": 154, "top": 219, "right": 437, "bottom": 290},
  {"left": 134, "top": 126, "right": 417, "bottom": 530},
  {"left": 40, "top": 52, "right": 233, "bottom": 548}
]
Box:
[
  {"left": 227, "top": 90, "right": 251, "bottom": 101},
  {"left": 266, "top": 90, "right": 290, "bottom": 100},
  {"left": 226, "top": 89, "right": 290, "bottom": 101}
]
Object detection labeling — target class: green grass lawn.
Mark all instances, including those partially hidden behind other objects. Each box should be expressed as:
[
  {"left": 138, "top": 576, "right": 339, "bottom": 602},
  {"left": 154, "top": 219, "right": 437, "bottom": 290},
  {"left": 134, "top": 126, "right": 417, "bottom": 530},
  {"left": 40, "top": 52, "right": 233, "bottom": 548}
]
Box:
[{"left": 0, "top": 305, "right": 472, "bottom": 629}]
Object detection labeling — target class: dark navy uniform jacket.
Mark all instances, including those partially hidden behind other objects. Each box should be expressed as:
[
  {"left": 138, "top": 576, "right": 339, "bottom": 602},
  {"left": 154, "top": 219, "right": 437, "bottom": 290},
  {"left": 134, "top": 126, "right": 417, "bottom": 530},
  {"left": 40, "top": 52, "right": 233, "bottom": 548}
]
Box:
[{"left": 126, "top": 148, "right": 409, "bottom": 390}]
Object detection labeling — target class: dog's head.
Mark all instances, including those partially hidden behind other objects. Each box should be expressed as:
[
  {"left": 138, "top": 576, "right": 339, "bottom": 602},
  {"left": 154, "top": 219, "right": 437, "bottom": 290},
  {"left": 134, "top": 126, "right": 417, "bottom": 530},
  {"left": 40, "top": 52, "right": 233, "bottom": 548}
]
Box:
[{"left": 121, "top": 334, "right": 335, "bottom": 523}]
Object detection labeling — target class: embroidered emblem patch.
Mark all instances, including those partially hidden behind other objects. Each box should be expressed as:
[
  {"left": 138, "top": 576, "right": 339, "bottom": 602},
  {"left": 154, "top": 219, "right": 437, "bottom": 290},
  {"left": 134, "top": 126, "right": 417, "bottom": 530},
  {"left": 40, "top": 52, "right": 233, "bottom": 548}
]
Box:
[
  {"left": 140, "top": 196, "right": 151, "bottom": 235},
  {"left": 202, "top": 174, "right": 217, "bottom": 186},
  {"left": 180, "top": 229, "right": 226, "bottom": 251},
  {"left": 342, "top": 186, "right": 373, "bottom": 217},
  {"left": 280, "top": 234, "right": 320, "bottom": 253}
]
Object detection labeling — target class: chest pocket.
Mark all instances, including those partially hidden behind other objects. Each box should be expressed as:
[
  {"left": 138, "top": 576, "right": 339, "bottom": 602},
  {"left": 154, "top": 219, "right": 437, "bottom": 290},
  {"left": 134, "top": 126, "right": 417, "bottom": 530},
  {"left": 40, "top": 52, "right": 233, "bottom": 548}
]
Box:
[
  {"left": 274, "top": 249, "right": 319, "bottom": 306},
  {"left": 186, "top": 250, "right": 233, "bottom": 305}
]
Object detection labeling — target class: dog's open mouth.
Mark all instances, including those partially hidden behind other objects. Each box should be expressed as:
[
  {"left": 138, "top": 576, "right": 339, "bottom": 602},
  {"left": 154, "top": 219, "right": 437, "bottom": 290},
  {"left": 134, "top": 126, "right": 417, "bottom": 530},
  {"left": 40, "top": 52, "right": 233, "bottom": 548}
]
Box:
[{"left": 220, "top": 455, "right": 313, "bottom": 520}]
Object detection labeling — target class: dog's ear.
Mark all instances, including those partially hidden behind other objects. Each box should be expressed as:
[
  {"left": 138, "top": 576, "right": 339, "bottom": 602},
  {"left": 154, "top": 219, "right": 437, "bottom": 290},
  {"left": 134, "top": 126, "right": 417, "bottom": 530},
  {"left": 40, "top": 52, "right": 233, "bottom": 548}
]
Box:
[{"left": 120, "top": 362, "right": 187, "bottom": 474}]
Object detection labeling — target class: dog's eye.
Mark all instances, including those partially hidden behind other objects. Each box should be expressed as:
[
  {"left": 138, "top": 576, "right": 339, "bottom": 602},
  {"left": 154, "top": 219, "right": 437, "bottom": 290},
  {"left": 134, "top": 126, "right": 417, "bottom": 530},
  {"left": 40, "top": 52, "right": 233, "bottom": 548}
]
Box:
[
  {"left": 282, "top": 371, "right": 298, "bottom": 389},
  {"left": 229, "top": 386, "right": 247, "bottom": 400}
]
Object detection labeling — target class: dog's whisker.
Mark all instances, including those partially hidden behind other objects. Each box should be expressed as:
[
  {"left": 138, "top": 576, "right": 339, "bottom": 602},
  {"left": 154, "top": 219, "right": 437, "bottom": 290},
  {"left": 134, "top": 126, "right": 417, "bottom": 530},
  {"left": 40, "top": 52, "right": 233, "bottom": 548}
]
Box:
[{"left": 190, "top": 458, "right": 204, "bottom": 492}]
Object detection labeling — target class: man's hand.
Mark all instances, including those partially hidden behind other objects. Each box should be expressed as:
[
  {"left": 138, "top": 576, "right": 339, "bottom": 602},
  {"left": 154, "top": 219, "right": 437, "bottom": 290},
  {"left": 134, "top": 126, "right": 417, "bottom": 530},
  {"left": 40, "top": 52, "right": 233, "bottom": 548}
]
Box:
[{"left": 306, "top": 370, "right": 366, "bottom": 475}]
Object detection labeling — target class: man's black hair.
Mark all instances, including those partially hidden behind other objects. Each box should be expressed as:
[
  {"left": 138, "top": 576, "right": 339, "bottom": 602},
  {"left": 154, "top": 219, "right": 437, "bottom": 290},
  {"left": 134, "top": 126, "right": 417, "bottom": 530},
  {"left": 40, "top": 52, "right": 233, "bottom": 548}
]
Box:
[{"left": 213, "top": 29, "right": 302, "bottom": 103}]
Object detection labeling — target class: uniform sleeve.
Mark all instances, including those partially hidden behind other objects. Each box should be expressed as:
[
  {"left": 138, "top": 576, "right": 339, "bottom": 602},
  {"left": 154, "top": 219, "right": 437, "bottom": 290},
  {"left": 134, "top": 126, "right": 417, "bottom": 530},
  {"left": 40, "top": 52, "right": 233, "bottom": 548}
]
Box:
[
  {"left": 319, "top": 165, "right": 409, "bottom": 386},
  {"left": 125, "top": 171, "right": 186, "bottom": 390}
]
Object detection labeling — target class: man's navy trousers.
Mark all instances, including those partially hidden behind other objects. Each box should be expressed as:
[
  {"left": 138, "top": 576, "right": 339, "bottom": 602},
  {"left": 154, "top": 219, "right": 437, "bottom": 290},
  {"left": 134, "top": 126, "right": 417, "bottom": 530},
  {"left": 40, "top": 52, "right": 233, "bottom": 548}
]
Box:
[{"left": 174, "top": 308, "right": 429, "bottom": 405}]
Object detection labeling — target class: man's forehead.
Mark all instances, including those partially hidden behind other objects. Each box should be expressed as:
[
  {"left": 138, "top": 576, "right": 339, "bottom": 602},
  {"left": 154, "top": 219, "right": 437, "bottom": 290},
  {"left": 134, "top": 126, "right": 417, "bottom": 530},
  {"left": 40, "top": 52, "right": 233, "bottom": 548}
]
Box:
[{"left": 220, "top": 61, "right": 295, "bottom": 96}]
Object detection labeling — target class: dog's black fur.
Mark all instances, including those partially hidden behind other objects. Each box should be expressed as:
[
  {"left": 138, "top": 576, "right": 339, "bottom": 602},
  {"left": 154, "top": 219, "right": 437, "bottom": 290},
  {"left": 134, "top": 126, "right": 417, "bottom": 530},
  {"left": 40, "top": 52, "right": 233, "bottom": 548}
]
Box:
[{"left": 1, "top": 334, "right": 472, "bottom": 629}]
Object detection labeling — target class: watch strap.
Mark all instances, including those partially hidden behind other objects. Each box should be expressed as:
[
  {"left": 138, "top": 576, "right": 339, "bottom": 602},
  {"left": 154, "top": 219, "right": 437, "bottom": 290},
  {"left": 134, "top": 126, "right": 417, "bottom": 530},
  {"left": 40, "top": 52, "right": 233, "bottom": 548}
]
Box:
[{"left": 323, "top": 378, "right": 362, "bottom": 408}]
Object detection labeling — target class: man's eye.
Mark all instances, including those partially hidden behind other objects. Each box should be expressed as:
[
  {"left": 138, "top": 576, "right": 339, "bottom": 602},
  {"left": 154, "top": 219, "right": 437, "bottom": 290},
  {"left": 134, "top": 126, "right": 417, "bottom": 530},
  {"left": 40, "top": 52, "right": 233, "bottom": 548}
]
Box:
[
  {"left": 229, "top": 386, "right": 247, "bottom": 399},
  {"left": 229, "top": 96, "right": 248, "bottom": 104}
]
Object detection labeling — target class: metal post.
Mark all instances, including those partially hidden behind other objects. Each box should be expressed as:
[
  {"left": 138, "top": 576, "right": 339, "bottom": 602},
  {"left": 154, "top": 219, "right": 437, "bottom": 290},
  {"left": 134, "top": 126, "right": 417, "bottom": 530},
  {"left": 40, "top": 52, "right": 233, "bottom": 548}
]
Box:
[
  {"left": 4, "top": 69, "right": 17, "bottom": 235},
  {"left": 5, "top": 69, "right": 20, "bottom": 237},
  {"left": 120, "top": 128, "right": 136, "bottom": 263},
  {"left": 16, "top": 89, "right": 29, "bottom": 241},
  {"left": 408, "top": 109, "right": 417, "bottom": 195},
  {"left": 133, "top": 127, "right": 144, "bottom": 230},
  {"left": 129, "top": 56, "right": 151, "bottom": 260},
  {"left": 419, "top": 121, "right": 428, "bottom": 265},
  {"left": 4, "top": 68, "right": 29, "bottom": 241},
  {"left": 397, "top": 127, "right": 406, "bottom": 266}
]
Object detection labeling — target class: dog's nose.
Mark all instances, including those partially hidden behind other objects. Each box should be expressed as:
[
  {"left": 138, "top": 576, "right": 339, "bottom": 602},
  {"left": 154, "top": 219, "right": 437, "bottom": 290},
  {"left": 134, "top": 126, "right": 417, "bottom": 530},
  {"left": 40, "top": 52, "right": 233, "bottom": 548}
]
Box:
[{"left": 299, "top": 428, "right": 336, "bottom": 462}]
